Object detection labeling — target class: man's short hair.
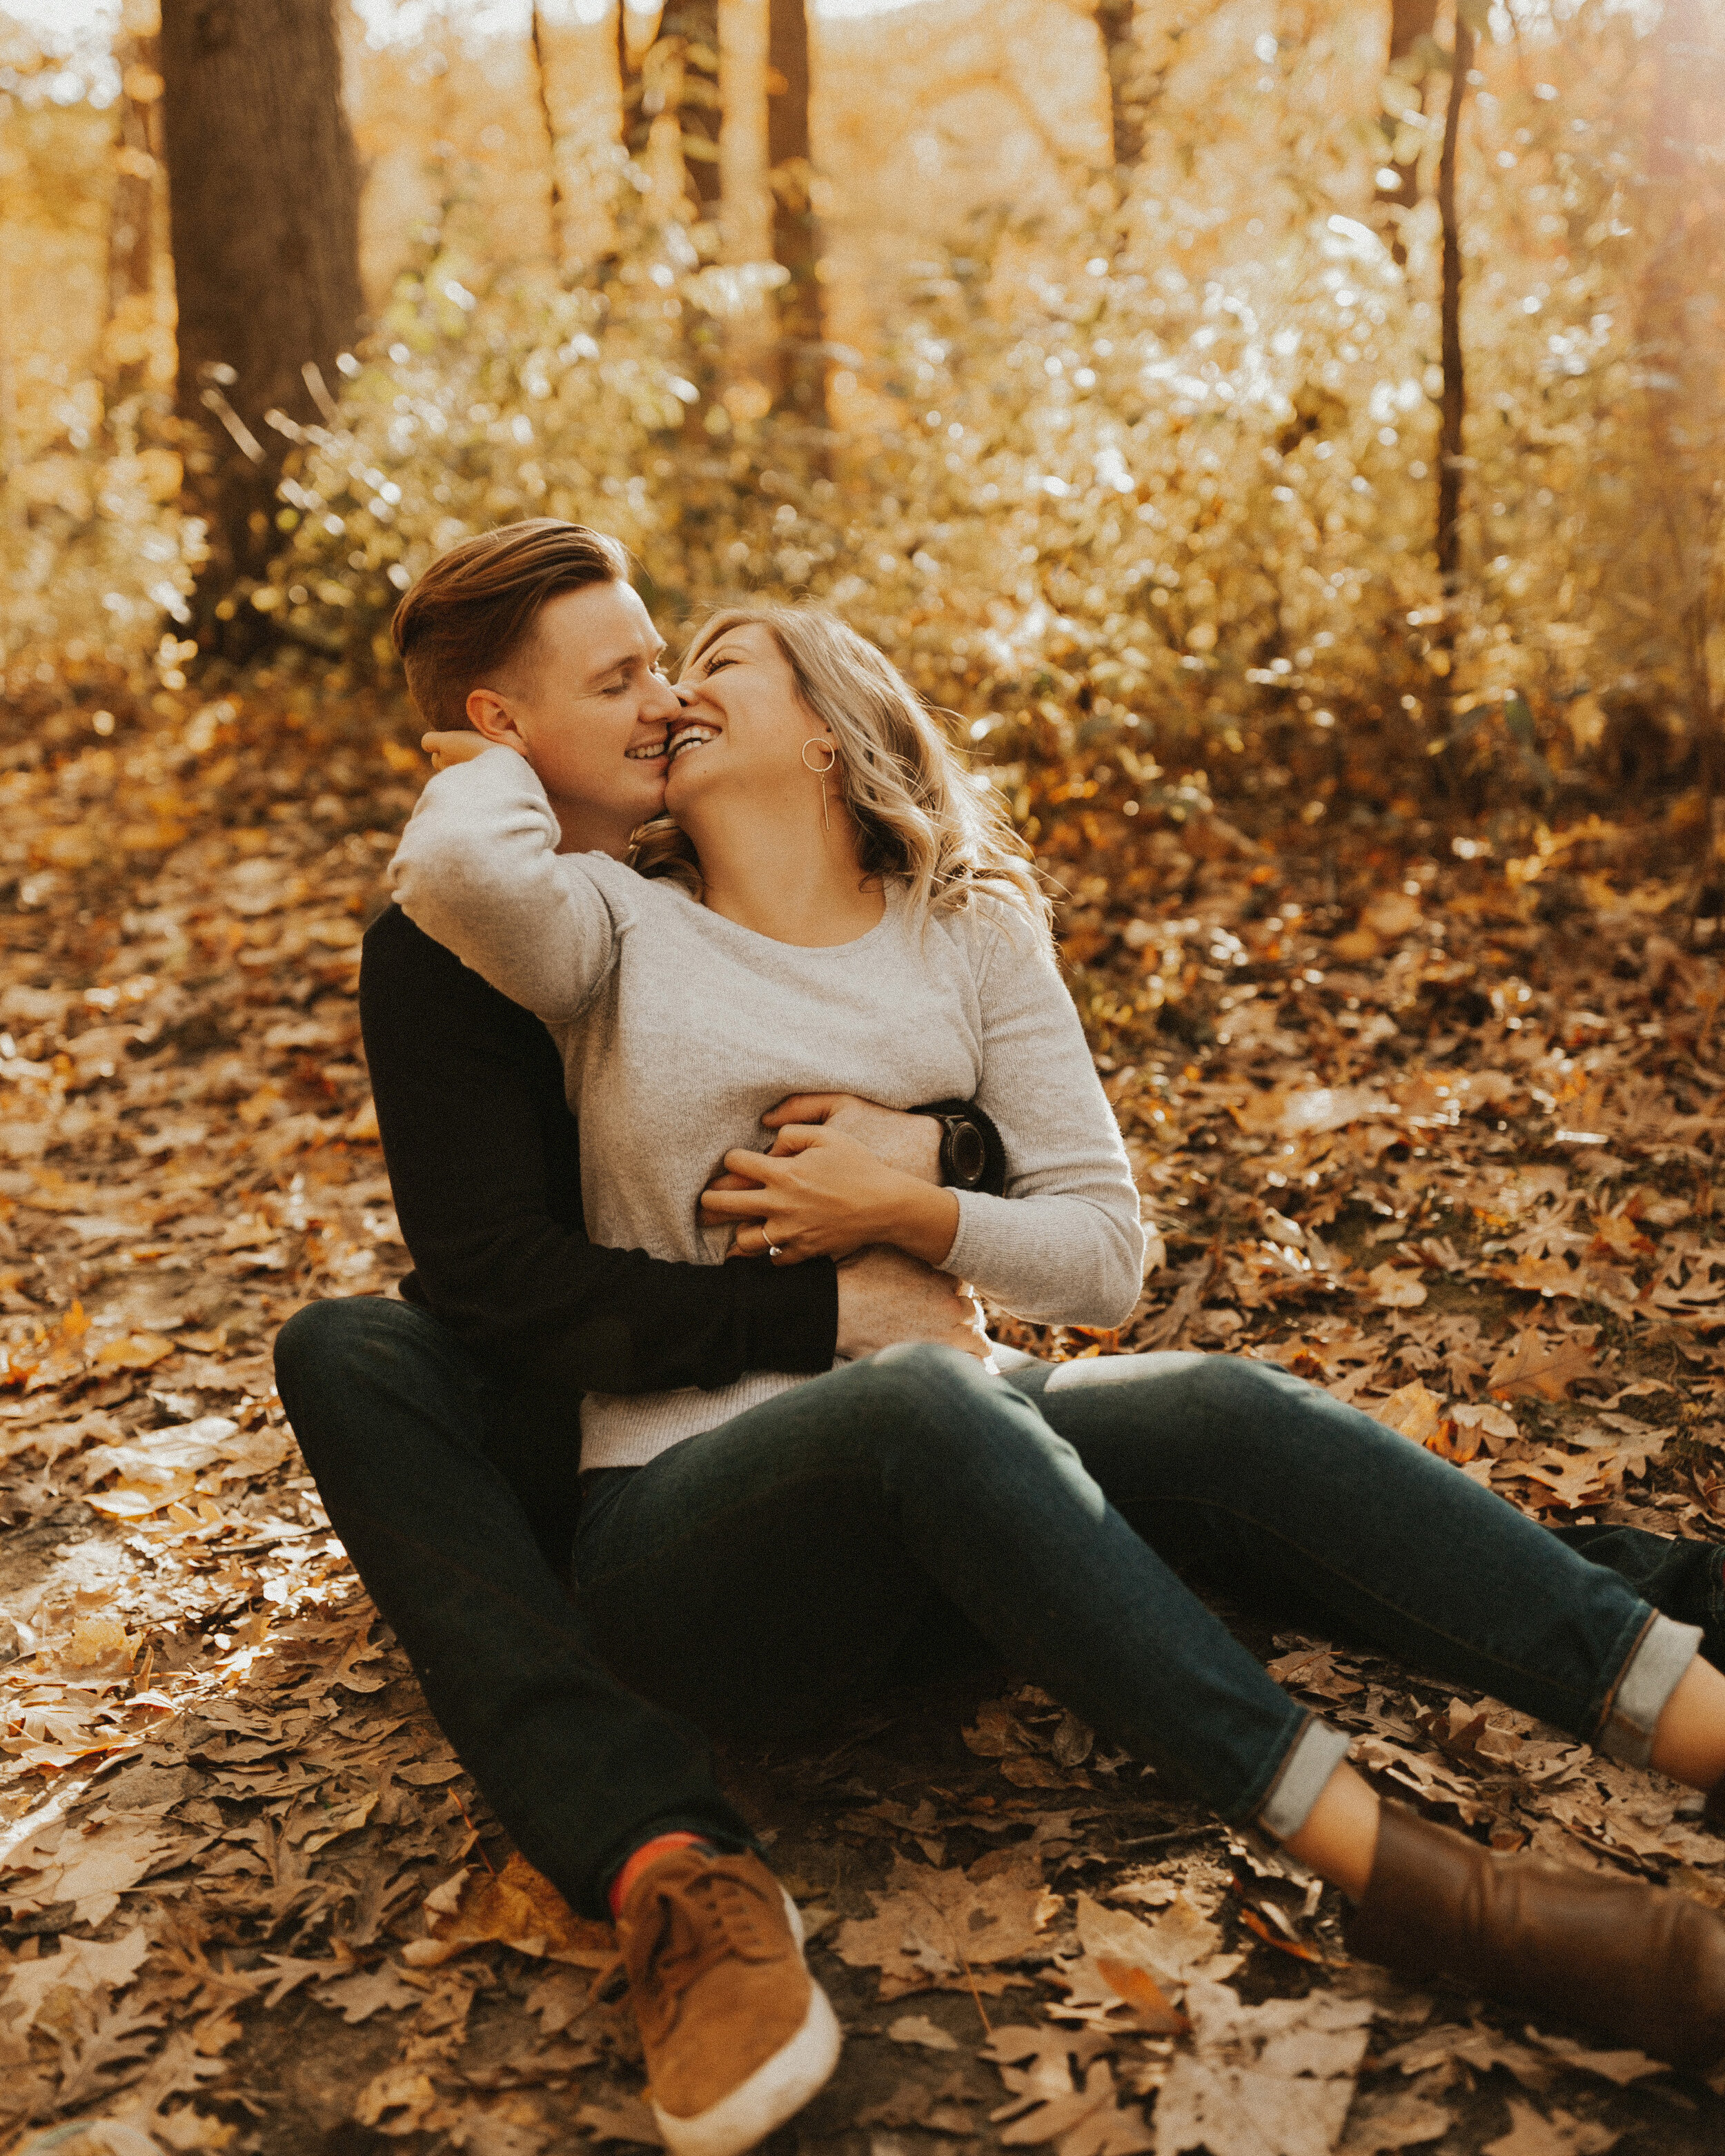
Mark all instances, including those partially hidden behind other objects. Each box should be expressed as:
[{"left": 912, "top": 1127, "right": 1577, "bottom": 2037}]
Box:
[{"left": 391, "top": 518, "right": 632, "bottom": 731}]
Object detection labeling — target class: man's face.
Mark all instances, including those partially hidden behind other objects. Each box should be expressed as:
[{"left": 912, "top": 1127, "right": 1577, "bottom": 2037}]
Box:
[{"left": 466, "top": 580, "right": 680, "bottom": 851}]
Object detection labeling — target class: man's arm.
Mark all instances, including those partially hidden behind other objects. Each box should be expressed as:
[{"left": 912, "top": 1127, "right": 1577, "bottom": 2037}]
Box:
[{"left": 361, "top": 904, "right": 839, "bottom": 1395}]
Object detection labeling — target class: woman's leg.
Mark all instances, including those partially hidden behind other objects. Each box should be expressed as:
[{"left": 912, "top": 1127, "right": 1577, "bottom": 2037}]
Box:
[
  {"left": 571, "top": 1343, "right": 1348, "bottom": 1837},
  {"left": 1020, "top": 1349, "right": 1725, "bottom": 2066},
  {"left": 1018, "top": 1352, "right": 1702, "bottom": 1777}
]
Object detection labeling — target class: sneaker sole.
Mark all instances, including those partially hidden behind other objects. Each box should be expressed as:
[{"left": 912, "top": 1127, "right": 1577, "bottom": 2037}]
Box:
[{"left": 649, "top": 1894, "right": 841, "bottom": 2156}]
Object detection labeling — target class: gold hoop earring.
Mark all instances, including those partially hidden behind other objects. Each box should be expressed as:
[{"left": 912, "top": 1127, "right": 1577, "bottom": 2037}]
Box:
[{"left": 802, "top": 736, "right": 836, "bottom": 832}]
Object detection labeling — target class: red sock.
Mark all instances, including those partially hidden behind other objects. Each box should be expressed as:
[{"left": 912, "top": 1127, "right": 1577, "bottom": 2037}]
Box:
[{"left": 608, "top": 1832, "right": 713, "bottom": 1920}]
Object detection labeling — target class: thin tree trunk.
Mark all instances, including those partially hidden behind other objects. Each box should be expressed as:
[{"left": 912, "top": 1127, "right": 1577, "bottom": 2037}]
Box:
[
  {"left": 1374, "top": 0, "right": 1439, "bottom": 256},
  {"left": 106, "top": 32, "right": 162, "bottom": 399},
  {"left": 1434, "top": 1, "right": 1472, "bottom": 597},
  {"left": 159, "top": 0, "right": 362, "bottom": 655},
  {"left": 1095, "top": 0, "right": 1147, "bottom": 170},
  {"left": 767, "top": 0, "right": 823, "bottom": 425},
  {"left": 531, "top": 6, "right": 567, "bottom": 270}
]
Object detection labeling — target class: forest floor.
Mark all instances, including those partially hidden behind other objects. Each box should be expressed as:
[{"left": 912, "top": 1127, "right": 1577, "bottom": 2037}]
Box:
[{"left": 1, "top": 701, "right": 1724, "bottom": 2156}]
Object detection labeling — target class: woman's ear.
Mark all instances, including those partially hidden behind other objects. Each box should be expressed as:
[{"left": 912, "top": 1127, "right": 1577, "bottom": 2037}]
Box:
[{"left": 466, "top": 686, "right": 526, "bottom": 750}]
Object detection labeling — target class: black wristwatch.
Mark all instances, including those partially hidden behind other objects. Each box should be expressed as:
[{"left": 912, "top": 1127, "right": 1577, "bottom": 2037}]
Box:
[{"left": 911, "top": 1098, "right": 1007, "bottom": 1196}]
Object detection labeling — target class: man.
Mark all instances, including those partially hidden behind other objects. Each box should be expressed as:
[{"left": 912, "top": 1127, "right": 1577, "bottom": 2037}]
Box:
[{"left": 275, "top": 520, "right": 1006, "bottom": 2156}]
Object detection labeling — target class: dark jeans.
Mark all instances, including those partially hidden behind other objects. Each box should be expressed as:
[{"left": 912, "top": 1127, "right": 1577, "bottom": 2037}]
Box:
[{"left": 275, "top": 1297, "right": 1724, "bottom": 1919}]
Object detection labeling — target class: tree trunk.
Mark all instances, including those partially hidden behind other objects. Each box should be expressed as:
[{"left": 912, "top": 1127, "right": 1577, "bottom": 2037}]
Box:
[
  {"left": 622, "top": 1, "right": 721, "bottom": 216},
  {"left": 1095, "top": 0, "right": 1147, "bottom": 170},
  {"left": 1374, "top": 0, "right": 1439, "bottom": 253},
  {"left": 767, "top": 0, "right": 823, "bottom": 424},
  {"left": 106, "top": 32, "right": 162, "bottom": 400},
  {"left": 158, "top": 0, "right": 362, "bottom": 654},
  {"left": 531, "top": 7, "right": 567, "bottom": 268},
  {"left": 1434, "top": 1, "right": 1472, "bottom": 596}
]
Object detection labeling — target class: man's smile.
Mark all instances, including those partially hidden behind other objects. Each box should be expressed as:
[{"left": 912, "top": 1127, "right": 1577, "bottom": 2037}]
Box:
[{"left": 666, "top": 722, "right": 720, "bottom": 765}]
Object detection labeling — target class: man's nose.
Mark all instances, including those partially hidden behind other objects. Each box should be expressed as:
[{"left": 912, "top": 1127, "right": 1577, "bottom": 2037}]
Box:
[{"left": 646, "top": 673, "right": 685, "bottom": 715}]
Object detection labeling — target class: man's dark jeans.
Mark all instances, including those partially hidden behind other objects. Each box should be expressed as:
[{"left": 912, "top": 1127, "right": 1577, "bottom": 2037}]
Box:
[{"left": 275, "top": 1296, "right": 1725, "bottom": 1919}]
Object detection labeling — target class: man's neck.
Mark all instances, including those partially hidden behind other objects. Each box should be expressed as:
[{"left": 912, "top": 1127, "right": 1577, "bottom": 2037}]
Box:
[{"left": 550, "top": 795, "right": 640, "bottom": 860}]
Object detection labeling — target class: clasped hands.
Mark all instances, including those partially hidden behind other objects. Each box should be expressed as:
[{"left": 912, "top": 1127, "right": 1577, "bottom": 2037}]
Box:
[{"left": 701, "top": 1093, "right": 962, "bottom": 1271}]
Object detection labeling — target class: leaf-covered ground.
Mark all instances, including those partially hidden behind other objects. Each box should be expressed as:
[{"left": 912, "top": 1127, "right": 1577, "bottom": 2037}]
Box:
[{"left": 3, "top": 708, "right": 1724, "bottom": 2156}]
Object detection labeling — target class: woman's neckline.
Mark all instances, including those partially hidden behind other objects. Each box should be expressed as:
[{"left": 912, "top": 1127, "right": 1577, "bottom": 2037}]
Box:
[{"left": 657, "top": 871, "right": 900, "bottom": 954}]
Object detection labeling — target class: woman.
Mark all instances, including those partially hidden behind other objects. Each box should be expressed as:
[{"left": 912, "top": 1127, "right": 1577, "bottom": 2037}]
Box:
[{"left": 398, "top": 604, "right": 1725, "bottom": 2153}]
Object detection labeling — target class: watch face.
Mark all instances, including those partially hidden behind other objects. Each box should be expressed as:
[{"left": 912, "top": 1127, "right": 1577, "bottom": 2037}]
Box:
[{"left": 949, "top": 1119, "right": 987, "bottom": 1187}]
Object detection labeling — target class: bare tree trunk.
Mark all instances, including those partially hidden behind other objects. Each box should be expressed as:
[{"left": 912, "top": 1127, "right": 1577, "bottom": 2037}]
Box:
[
  {"left": 622, "top": 1, "right": 720, "bottom": 216},
  {"left": 767, "top": 0, "right": 823, "bottom": 425},
  {"left": 106, "top": 32, "right": 162, "bottom": 400},
  {"left": 1434, "top": 1, "right": 1472, "bottom": 598},
  {"left": 1095, "top": 0, "right": 1147, "bottom": 170},
  {"left": 159, "top": 0, "right": 362, "bottom": 655},
  {"left": 531, "top": 6, "right": 566, "bottom": 269},
  {"left": 1374, "top": 0, "right": 1439, "bottom": 258}
]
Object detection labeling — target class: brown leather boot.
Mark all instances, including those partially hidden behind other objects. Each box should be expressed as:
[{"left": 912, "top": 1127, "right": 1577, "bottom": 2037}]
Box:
[{"left": 1343, "top": 1802, "right": 1725, "bottom": 2071}]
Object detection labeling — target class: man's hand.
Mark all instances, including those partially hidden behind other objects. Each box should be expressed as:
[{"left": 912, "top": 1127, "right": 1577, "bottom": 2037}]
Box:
[
  {"left": 835, "top": 1247, "right": 989, "bottom": 1362},
  {"left": 763, "top": 1093, "right": 942, "bottom": 1183},
  {"left": 702, "top": 1126, "right": 960, "bottom": 1266},
  {"left": 421, "top": 730, "right": 494, "bottom": 772}
]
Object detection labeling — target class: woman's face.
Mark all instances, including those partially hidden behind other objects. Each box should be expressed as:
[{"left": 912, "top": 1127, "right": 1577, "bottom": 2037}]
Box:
[{"left": 667, "top": 622, "right": 829, "bottom": 820}]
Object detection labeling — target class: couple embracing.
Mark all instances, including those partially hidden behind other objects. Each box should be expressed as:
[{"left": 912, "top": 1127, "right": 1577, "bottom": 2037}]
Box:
[{"left": 278, "top": 517, "right": 1725, "bottom": 2154}]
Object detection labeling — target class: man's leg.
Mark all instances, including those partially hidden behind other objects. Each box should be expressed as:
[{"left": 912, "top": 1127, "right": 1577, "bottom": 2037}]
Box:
[{"left": 273, "top": 1297, "right": 756, "bottom": 1919}]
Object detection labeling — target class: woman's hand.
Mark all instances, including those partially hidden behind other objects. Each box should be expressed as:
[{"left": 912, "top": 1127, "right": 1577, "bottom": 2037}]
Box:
[
  {"left": 421, "top": 730, "right": 494, "bottom": 773},
  {"left": 700, "top": 1125, "right": 960, "bottom": 1267}
]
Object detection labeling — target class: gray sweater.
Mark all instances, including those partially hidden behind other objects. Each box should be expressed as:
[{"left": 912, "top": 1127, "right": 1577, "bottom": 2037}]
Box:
[{"left": 389, "top": 747, "right": 1146, "bottom": 1467}]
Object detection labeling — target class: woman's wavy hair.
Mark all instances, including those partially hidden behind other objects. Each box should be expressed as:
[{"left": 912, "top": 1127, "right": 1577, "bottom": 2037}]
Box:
[{"left": 630, "top": 605, "right": 1052, "bottom": 940}]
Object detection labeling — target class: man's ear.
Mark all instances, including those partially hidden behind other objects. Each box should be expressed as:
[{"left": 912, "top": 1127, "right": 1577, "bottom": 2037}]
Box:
[{"left": 466, "top": 686, "right": 524, "bottom": 749}]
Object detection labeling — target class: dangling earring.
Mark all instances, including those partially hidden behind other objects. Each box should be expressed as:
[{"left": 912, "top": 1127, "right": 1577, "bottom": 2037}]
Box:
[{"left": 802, "top": 735, "right": 837, "bottom": 833}]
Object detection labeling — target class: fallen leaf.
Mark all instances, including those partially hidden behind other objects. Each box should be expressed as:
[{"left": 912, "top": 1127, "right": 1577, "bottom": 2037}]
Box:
[
  {"left": 92, "top": 1331, "right": 177, "bottom": 1370},
  {"left": 1152, "top": 1981, "right": 1377, "bottom": 2156},
  {"left": 1337, "top": 2090, "right": 1452, "bottom": 2153},
  {"left": 1488, "top": 1332, "right": 1599, "bottom": 1402},
  {"left": 835, "top": 1849, "right": 1047, "bottom": 1997},
  {"left": 1481, "top": 2097, "right": 1620, "bottom": 2156},
  {"left": 887, "top": 2011, "right": 960, "bottom": 2050},
  {"left": 0, "top": 1921, "right": 150, "bottom": 2029},
  {"left": 1366, "top": 1265, "right": 1427, "bottom": 1309},
  {"left": 402, "top": 1850, "right": 613, "bottom": 1968}
]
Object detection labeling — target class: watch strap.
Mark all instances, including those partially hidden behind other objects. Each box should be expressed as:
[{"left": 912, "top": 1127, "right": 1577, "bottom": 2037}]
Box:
[{"left": 910, "top": 1097, "right": 1009, "bottom": 1198}]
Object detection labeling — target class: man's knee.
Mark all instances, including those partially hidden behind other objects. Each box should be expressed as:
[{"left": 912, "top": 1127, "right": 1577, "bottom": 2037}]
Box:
[{"left": 275, "top": 1294, "right": 408, "bottom": 1383}]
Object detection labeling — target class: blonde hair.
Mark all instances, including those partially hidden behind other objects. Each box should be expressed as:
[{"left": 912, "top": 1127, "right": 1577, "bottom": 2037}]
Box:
[{"left": 630, "top": 605, "right": 1052, "bottom": 940}]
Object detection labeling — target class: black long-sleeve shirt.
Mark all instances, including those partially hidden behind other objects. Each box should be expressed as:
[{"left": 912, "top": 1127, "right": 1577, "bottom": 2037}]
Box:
[{"left": 359, "top": 903, "right": 838, "bottom": 1395}]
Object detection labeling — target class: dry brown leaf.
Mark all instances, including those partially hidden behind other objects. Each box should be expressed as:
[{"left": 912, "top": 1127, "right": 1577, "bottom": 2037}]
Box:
[
  {"left": 402, "top": 1850, "right": 613, "bottom": 1968},
  {"left": 1337, "top": 2090, "right": 1452, "bottom": 2153},
  {"left": 1153, "top": 1980, "right": 1376, "bottom": 2156},
  {"left": 834, "top": 1848, "right": 1047, "bottom": 1997},
  {"left": 92, "top": 1332, "right": 177, "bottom": 1371},
  {"left": 1481, "top": 2097, "right": 1620, "bottom": 2156},
  {"left": 887, "top": 2011, "right": 960, "bottom": 2050},
  {"left": 1368, "top": 1383, "right": 1446, "bottom": 1446},
  {"left": 1488, "top": 1332, "right": 1599, "bottom": 1402}
]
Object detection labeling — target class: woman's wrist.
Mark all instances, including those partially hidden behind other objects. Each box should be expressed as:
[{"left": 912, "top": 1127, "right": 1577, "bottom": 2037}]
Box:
[{"left": 876, "top": 1176, "right": 960, "bottom": 1269}]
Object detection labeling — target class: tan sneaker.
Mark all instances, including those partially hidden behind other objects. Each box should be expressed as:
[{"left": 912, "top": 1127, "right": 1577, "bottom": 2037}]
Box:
[{"left": 614, "top": 1846, "right": 842, "bottom": 2156}]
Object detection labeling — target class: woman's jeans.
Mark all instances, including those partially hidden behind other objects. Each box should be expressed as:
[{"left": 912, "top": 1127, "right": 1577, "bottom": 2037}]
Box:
[{"left": 275, "top": 1297, "right": 1719, "bottom": 1919}]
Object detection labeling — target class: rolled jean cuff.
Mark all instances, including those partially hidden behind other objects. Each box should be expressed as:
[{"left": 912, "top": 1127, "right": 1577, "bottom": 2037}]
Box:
[
  {"left": 1597, "top": 1610, "right": 1702, "bottom": 1768},
  {"left": 1256, "top": 1714, "right": 1352, "bottom": 1841}
]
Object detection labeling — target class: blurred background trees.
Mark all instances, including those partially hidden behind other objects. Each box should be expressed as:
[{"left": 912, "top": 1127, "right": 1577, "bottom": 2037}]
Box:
[{"left": 0, "top": 0, "right": 1721, "bottom": 878}]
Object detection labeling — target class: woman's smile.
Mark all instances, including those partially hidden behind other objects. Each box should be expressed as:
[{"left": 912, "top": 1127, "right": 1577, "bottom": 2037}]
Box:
[{"left": 666, "top": 721, "right": 721, "bottom": 764}]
